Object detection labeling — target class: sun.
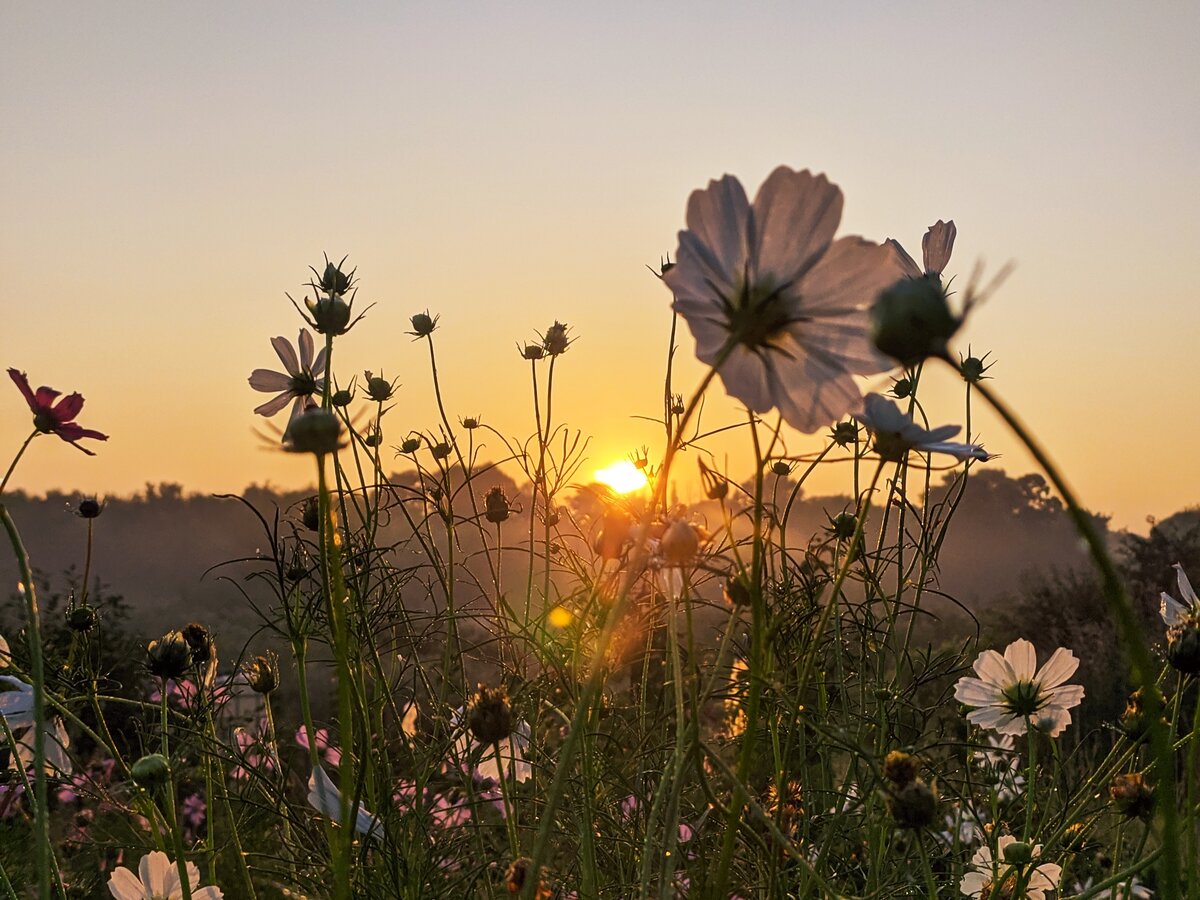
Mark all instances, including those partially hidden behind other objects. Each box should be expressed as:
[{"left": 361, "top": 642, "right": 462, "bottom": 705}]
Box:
[{"left": 593, "top": 459, "right": 649, "bottom": 494}]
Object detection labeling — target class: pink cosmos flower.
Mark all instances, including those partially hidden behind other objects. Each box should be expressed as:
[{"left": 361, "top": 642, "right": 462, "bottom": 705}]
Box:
[
  {"left": 247, "top": 330, "right": 327, "bottom": 427},
  {"left": 888, "top": 220, "right": 957, "bottom": 280},
  {"left": 296, "top": 725, "right": 341, "bottom": 766},
  {"left": 7, "top": 369, "right": 107, "bottom": 455}
]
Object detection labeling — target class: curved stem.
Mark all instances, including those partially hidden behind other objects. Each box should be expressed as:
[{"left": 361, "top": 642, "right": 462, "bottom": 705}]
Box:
[{"left": 0, "top": 431, "right": 37, "bottom": 497}]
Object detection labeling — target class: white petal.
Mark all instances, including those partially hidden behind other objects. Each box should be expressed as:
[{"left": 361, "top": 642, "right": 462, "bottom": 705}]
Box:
[
  {"left": 312, "top": 346, "right": 328, "bottom": 378},
  {"left": 973, "top": 650, "right": 1016, "bottom": 687},
  {"left": 1046, "top": 683, "right": 1085, "bottom": 709},
  {"left": 270, "top": 336, "right": 300, "bottom": 377},
  {"left": 921, "top": 441, "right": 988, "bottom": 462},
  {"left": 1175, "top": 564, "right": 1197, "bottom": 605},
  {"left": 968, "top": 705, "right": 1016, "bottom": 733},
  {"left": 141, "top": 851, "right": 171, "bottom": 898},
  {"left": 253, "top": 391, "right": 295, "bottom": 418},
  {"left": 1162, "top": 593, "right": 1187, "bottom": 626},
  {"left": 799, "top": 236, "right": 905, "bottom": 333},
  {"left": 247, "top": 369, "right": 292, "bottom": 393},
  {"left": 717, "top": 346, "right": 777, "bottom": 413},
  {"left": 673, "top": 297, "right": 732, "bottom": 365},
  {"left": 193, "top": 889, "right": 225, "bottom": 900},
  {"left": 751, "top": 167, "right": 842, "bottom": 285},
  {"left": 672, "top": 175, "right": 751, "bottom": 297},
  {"left": 959, "top": 872, "right": 987, "bottom": 897},
  {"left": 106, "top": 867, "right": 145, "bottom": 900},
  {"left": 771, "top": 347, "right": 863, "bottom": 433},
  {"left": 915, "top": 424, "right": 962, "bottom": 443},
  {"left": 922, "top": 220, "right": 956, "bottom": 276},
  {"left": 856, "top": 394, "right": 909, "bottom": 433},
  {"left": 1003, "top": 639, "right": 1037, "bottom": 681},
  {"left": 1036, "top": 647, "right": 1079, "bottom": 690},
  {"left": 954, "top": 677, "right": 1002, "bottom": 706}
]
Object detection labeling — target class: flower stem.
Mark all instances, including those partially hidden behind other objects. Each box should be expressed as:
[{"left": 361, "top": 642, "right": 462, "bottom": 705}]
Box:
[{"left": 0, "top": 431, "right": 37, "bottom": 497}]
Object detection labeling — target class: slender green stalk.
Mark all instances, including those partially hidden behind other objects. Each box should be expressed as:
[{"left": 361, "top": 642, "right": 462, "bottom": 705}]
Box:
[{"left": 0, "top": 431, "right": 36, "bottom": 496}]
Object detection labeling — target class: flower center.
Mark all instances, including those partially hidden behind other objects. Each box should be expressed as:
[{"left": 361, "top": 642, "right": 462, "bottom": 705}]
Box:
[
  {"left": 289, "top": 372, "right": 317, "bottom": 396},
  {"left": 1001, "top": 679, "right": 1045, "bottom": 718},
  {"left": 32, "top": 410, "right": 57, "bottom": 433},
  {"left": 725, "top": 276, "right": 798, "bottom": 350}
]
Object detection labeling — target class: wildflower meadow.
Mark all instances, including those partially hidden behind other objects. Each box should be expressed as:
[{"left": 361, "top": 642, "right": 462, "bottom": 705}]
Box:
[{"left": 4, "top": 165, "right": 1200, "bottom": 899}]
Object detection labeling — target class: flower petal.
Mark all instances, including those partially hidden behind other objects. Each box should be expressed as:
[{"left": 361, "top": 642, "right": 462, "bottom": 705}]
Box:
[
  {"left": 140, "top": 851, "right": 171, "bottom": 898},
  {"left": 50, "top": 392, "right": 85, "bottom": 423},
  {"left": 253, "top": 392, "right": 295, "bottom": 418},
  {"left": 270, "top": 336, "right": 300, "bottom": 377},
  {"left": 1036, "top": 647, "right": 1079, "bottom": 690},
  {"left": 716, "top": 346, "right": 775, "bottom": 413},
  {"left": 683, "top": 174, "right": 751, "bottom": 288},
  {"left": 7, "top": 369, "right": 37, "bottom": 411},
  {"left": 1162, "top": 592, "right": 1187, "bottom": 627},
  {"left": 1003, "top": 639, "right": 1037, "bottom": 681},
  {"left": 972, "top": 649, "right": 1016, "bottom": 687},
  {"left": 248, "top": 369, "right": 293, "bottom": 393},
  {"left": 106, "top": 866, "right": 145, "bottom": 900},
  {"left": 886, "top": 239, "right": 922, "bottom": 279},
  {"left": 297, "top": 329, "right": 315, "bottom": 371},
  {"left": 921, "top": 220, "right": 956, "bottom": 276},
  {"left": 954, "top": 676, "right": 1002, "bottom": 707},
  {"left": 1175, "top": 564, "right": 1198, "bottom": 606},
  {"left": 752, "top": 167, "right": 842, "bottom": 285}
]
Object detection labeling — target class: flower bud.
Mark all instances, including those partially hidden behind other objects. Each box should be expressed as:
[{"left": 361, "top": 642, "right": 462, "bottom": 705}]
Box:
[
  {"left": 770, "top": 460, "right": 792, "bottom": 477},
  {"left": 182, "top": 623, "right": 215, "bottom": 668},
  {"left": 243, "top": 652, "right": 280, "bottom": 694},
  {"left": 1002, "top": 841, "right": 1033, "bottom": 865},
  {"left": 660, "top": 519, "right": 701, "bottom": 566},
  {"left": 1167, "top": 620, "right": 1200, "bottom": 674},
  {"left": 363, "top": 427, "right": 383, "bottom": 448},
  {"left": 304, "top": 294, "right": 352, "bottom": 335},
  {"left": 698, "top": 459, "right": 728, "bottom": 501},
  {"left": 1119, "top": 687, "right": 1164, "bottom": 743},
  {"left": 331, "top": 388, "right": 354, "bottom": 408},
  {"left": 883, "top": 750, "right": 920, "bottom": 788},
  {"left": 520, "top": 344, "right": 545, "bottom": 361},
  {"left": 460, "top": 416, "right": 480, "bottom": 430},
  {"left": 870, "top": 275, "right": 961, "bottom": 366},
  {"left": 283, "top": 408, "right": 345, "bottom": 455},
  {"left": 146, "top": 630, "right": 192, "bottom": 680},
  {"left": 363, "top": 371, "right": 397, "bottom": 402},
  {"left": 723, "top": 575, "right": 751, "bottom": 607},
  {"left": 594, "top": 510, "right": 632, "bottom": 560},
  {"left": 669, "top": 394, "right": 685, "bottom": 416},
  {"left": 467, "top": 685, "right": 513, "bottom": 745},
  {"left": 130, "top": 753, "right": 171, "bottom": 790},
  {"left": 959, "top": 351, "right": 994, "bottom": 384},
  {"left": 827, "top": 513, "right": 857, "bottom": 541},
  {"left": 311, "top": 257, "right": 354, "bottom": 296},
  {"left": 299, "top": 496, "right": 320, "bottom": 531},
  {"left": 484, "top": 486, "right": 512, "bottom": 524},
  {"left": 890, "top": 377, "right": 914, "bottom": 399},
  {"left": 399, "top": 436, "right": 422, "bottom": 454},
  {"left": 430, "top": 441, "right": 452, "bottom": 460},
  {"left": 77, "top": 498, "right": 103, "bottom": 519},
  {"left": 541, "top": 321, "right": 572, "bottom": 356},
  {"left": 886, "top": 778, "right": 939, "bottom": 830},
  {"left": 67, "top": 605, "right": 98, "bottom": 633},
  {"left": 830, "top": 421, "right": 859, "bottom": 447},
  {"left": 1109, "top": 772, "right": 1154, "bottom": 820},
  {"left": 409, "top": 311, "right": 438, "bottom": 337}
]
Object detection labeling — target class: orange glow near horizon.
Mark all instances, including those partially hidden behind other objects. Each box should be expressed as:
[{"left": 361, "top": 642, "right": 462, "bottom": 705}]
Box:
[{"left": 593, "top": 459, "right": 649, "bottom": 494}]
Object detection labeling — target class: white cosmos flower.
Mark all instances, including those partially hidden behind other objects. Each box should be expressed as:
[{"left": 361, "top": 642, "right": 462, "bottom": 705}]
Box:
[
  {"left": 106, "top": 850, "right": 224, "bottom": 899},
  {"left": 888, "top": 219, "right": 957, "bottom": 279},
  {"left": 248, "top": 329, "right": 327, "bottom": 427},
  {"left": 1160, "top": 563, "right": 1196, "bottom": 628},
  {"left": 662, "top": 166, "right": 905, "bottom": 433},
  {"left": 307, "top": 765, "right": 382, "bottom": 840},
  {"left": 0, "top": 675, "right": 71, "bottom": 774},
  {"left": 855, "top": 393, "right": 988, "bottom": 462},
  {"left": 954, "top": 639, "right": 1084, "bottom": 737},
  {"left": 959, "top": 835, "right": 1061, "bottom": 900}
]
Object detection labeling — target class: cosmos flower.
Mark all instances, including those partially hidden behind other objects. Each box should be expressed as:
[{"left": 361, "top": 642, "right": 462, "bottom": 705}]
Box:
[
  {"left": 662, "top": 166, "right": 905, "bottom": 433},
  {"left": 106, "top": 851, "right": 224, "bottom": 900},
  {"left": 855, "top": 393, "right": 988, "bottom": 462},
  {"left": 959, "top": 835, "right": 1061, "bottom": 900},
  {"left": 1160, "top": 563, "right": 1196, "bottom": 627},
  {"left": 888, "top": 220, "right": 957, "bottom": 279},
  {"left": 0, "top": 675, "right": 71, "bottom": 774},
  {"left": 453, "top": 707, "right": 532, "bottom": 783},
  {"left": 307, "top": 765, "right": 381, "bottom": 840},
  {"left": 247, "top": 330, "right": 327, "bottom": 427},
  {"left": 954, "top": 639, "right": 1084, "bottom": 737},
  {"left": 7, "top": 368, "right": 108, "bottom": 455}
]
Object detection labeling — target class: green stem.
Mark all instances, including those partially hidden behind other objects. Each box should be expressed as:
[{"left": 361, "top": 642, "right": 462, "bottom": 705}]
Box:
[{"left": 0, "top": 431, "right": 37, "bottom": 497}]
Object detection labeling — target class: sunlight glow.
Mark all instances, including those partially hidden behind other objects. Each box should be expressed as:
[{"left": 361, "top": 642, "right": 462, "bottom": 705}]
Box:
[{"left": 593, "top": 459, "right": 649, "bottom": 494}]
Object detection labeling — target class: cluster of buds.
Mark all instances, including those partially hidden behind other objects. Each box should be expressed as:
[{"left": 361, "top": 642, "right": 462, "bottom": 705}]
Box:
[{"left": 881, "top": 750, "right": 939, "bottom": 829}]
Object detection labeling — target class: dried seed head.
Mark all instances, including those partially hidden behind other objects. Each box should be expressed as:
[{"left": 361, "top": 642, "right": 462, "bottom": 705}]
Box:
[{"left": 467, "top": 684, "right": 514, "bottom": 745}]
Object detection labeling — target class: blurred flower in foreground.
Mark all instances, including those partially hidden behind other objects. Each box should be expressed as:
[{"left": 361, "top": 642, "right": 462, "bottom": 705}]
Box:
[
  {"left": 308, "top": 765, "right": 382, "bottom": 840},
  {"left": 954, "top": 638, "right": 1083, "bottom": 737},
  {"left": 662, "top": 166, "right": 904, "bottom": 433},
  {"left": 0, "top": 675, "right": 71, "bottom": 774},
  {"left": 248, "top": 330, "right": 327, "bottom": 427},
  {"left": 959, "top": 835, "right": 1061, "bottom": 900},
  {"left": 7, "top": 368, "right": 108, "bottom": 455},
  {"left": 107, "top": 850, "right": 224, "bottom": 899},
  {"left": 855, "top": 394, "right": 987, "bottom": 463},
  {"left": 1160, "top": 563, "right": 1196, "bottom": 627},
  {"left": 454, "top": 705, "right": 532, "bottom": 783}
]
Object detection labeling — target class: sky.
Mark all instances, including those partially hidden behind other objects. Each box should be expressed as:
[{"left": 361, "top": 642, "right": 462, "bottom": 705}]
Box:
[{"left": 1, "top": 2, "right": 1197, "bottom": 531}]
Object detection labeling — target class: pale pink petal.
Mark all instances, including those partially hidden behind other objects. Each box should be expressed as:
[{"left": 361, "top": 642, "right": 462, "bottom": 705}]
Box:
[
  {"left": 270, "top": 336, "right": 300, "bottom": 376},
  {"left": 770, "top": 346, "right": 862, "bottom": 434},
  {"left": 248, "top": 369, "right": 292, "bottom": 393},
  {"left": 717, "top": 346, "right": 775, "bottom": 412},
  {"left": 1002, "top": 639, "right": 1037, "bottom": 681},
  {"left": 752, "top": 167, "right": 842, "bottom": 284},
  {"left": 967, "top": 705, "right": 1017, "bottom": 733},
  {"left": 1175, "top": 564, "right": 1197, "bottom": 605},
  {"left": 683, "top": 175, "right": 751, "bottom": 287},
  {"left": 253, "top": 392, "right": 295, "bottom": 418},
  {"left": 297, "top": 329, "right": 315, "bottom": 371},
  {"left": 312, "top": 346, "right": 328, "bottom": 377},
  {"left": 885, "top": 239, "right": 922, "bottom": 279},
  {"left": 672, "top": 297, "right": 731, "bottom": 365},
  {"left": 192, "top": 889, "right": 225, "bottom": 900},
  {"left": 1036, "top": 647, "right": 1079, "bottom": 690},
  {"left": 1046, "top": 684, "right": 1085, "bottom": 709},
  {"left": 106, "top": 866, "right": 145, "bottom": 899},
  {"left": 1163, "top": 593, "right": 1187, "bottom": 627},
  {"left": 921, "top": 441, "right": 988, "bottom": 462},
  {"left": 140, "top": 851, "right": 170, "bottom": 897},
  {"left": 973, "top": 649, "right": 1016, "bottom": 687},
  {"left": 921, "top": 220, "right": 956, "bottom": 276},
  {"left": 954, "top": 677, "right": 1002, "bottom": 706}
]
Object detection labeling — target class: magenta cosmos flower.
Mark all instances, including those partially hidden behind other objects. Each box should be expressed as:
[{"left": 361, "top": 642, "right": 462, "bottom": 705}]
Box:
[
  {"left": 662, "top": 166, "right": 906, "bottom": 433},
  {"left": 7, "top": 369, "right": 108, "bottom": 455},
  {"left": 247, "top": 330, "right": 327, "bottom": 427}
]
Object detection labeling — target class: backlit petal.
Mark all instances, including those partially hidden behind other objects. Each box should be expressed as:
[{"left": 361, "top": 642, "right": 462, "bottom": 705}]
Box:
[
  {"left": 270, "top": 336, "right": 300, "bottom": 376},
  {"left": 752, "top": 167, "right": 842, "bottom": 284},
  {"left": 922, "top": 220, "right": 956, "bottom": 276}
]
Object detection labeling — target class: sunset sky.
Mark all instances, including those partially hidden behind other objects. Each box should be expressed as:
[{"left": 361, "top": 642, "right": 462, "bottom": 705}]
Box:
[{"left": 2, "top": 2, "right": 1197, "bottom": 531}]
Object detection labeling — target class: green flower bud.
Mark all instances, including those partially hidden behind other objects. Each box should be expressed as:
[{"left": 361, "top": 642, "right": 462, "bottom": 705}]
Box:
[
  {"left": 870, "top": 275, "right": 960, "bottom": 366},
  {"left": 146, "top": 630, "right": 192, "bottom": 680},
  {"left": 304, "top": 294, "right": 352, "bottom": 335},
  {"left": 541, "top": 321, "right": 572, "bottom": 356},
  {"left": 131, "top": 753, "right": 171, "bottom": 789},
  {"left": 299, "top": 496, "right": 320, "bottom": 531},
  {"left": 67, "top": 605, "right": 98, "bottom": 633},
  {"left": 283, "top": 408, "right": 344, "bottom": 455},
  {"left": 243, "top": 651, "right": 280, "bottom": 694},
  {"left": 1002, "top": 841, "right": 1033, "bottom": 865},
  {"left": 331, "top": 388, "right": 354, "bottom": 408},
  {"left": 77, "top": 498, "right": 103, "bottom": 519},
  {"left": 483, "top": 486, "right": 512, "bottom": 524},
  {"left": 771, "top": 460, "right": 792, "bottom": 477},
  {"left": 409, "top": 311, "right": 438, "bottom": 337},
  {"left": 399, "top": 437, "right": 422, "bottom": 454},
  {"left": 363, "top": 371, "right": 397, "bottom": 402}
]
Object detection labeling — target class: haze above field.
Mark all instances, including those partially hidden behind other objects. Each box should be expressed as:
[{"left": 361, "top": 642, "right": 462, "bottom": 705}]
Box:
[{"left": 2, "top": 2, "right": 1197, "bottom": 530}]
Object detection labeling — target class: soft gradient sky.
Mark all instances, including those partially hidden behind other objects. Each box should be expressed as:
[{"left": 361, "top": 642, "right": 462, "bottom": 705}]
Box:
[{"left": 2, "top": 2, "right": 1197, "bottom": 530}]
